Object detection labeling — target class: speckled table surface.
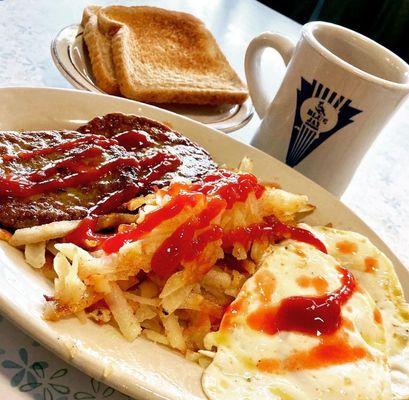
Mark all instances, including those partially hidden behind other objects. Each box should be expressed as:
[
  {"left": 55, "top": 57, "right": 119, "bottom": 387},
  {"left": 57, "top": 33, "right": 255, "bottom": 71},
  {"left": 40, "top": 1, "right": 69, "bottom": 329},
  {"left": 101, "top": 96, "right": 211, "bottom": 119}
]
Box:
[{"left": 0, "top": 0, "right": 408, "bottom": 399}]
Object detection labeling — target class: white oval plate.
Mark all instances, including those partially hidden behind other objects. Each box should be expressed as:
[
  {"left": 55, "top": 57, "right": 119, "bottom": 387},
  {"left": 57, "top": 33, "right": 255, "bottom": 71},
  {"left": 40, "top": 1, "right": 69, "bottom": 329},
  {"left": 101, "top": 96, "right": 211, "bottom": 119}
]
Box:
[
  {"left": 50, "top": 24, "right": 254, "bottom": 133},
  {"left": 0, "top": 87, "right": 407, "bottom": 400}
]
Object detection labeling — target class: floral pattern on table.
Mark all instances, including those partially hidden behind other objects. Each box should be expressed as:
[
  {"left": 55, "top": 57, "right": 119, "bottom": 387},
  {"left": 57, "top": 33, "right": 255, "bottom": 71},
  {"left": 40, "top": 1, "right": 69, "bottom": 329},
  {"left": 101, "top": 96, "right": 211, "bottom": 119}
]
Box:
[
  {"left": 74, "top": 379, "right": 115, "bottom": 399},
  {"left": 0, "top": 314, "right": 132, "bottom": 400}
]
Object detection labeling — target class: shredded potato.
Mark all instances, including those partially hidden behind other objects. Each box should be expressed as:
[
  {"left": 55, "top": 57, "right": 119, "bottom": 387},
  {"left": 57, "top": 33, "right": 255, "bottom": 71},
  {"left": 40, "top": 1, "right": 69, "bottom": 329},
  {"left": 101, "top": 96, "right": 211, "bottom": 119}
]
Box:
[
  {"left": 141, "top": 317, "right": 162, "bottom": 332},
  {"left": 55, "top": 243, "right": 116, "bottom": 278},
  {"left": 159, "top": 271, "right": 186, "bottom": 298},
  {"left": 202, "top": 268, "right": 231, "bottom": 290},
  {"left": 161, "top": 313, "right": 186, "bottom": 353},
  {"left": 139, "top": 280, "right": 159, "bottom": 298},
  {"left": 10, "top": 220, "right": 80, "bottom": 246},
  {"left": 250, "top": 237, "right": 270, "bottom": 264},
  {"left": 90, "top": 275, "right": 111, "bottom": 294},
  {"left": 238, "top": 156, "right": 253, "bottom": 173},
  {"left": 5, "top": 166, "right": 314, "bottom": 358},
  {"left": 134, "top": 304, "right": 157, "bottom": 322},
  {"left": 124, "top": 293, "right": 160, "bottom": 307},
  {"left": 232, "top": 243, "right": 248, "bottom": 260},
  {"left": 143, "top": 329, "right": 169, "bottom": 345},
  {"left": 104, "top": 282, "right": 141, "bottom": 341},
  {"left": 54, "top": 253, "right": 86, "bottom": 304},
  {"left": 261, "top": 188, "right": 314, "bottom": 221},
  {"left": 88, "top": 308, "right": 111, "bottom": 324},
  {"left": 25, "top": 242, "right": 46, "bottom": 269},
  {"left": 161, "top": 284, "right": 195, "bottom": 314},
  {"left": 96, "top": 213, "right": 138, "bottom": 230},
  {"left": 127, "top": 194, "right": 156, "bottom": 211},
  {"left": 180, "top": 292, "right": 205, "bottom": 311},
  {"left": 198, "top": 349, "right": 216, "bottom": 359}
]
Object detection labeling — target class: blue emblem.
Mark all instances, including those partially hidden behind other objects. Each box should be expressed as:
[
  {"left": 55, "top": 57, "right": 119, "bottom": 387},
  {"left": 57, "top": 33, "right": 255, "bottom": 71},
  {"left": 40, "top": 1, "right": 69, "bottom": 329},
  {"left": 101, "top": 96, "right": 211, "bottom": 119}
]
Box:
[{"left": 286, "top": 77, "right": 362, "bottom": 167}]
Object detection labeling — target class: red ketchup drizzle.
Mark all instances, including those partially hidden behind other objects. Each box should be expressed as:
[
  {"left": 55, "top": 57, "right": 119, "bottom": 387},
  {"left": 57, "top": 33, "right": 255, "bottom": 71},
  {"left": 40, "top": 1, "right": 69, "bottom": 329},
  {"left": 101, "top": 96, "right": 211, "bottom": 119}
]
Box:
[
  {"left": 27, "top": 147, "right": 104, "bottom": 182},
  {"left": 65, "top": 152, "right": 181, "bottom": 248},
  {"left": 0, "top": 153, "right": 159, "bottom": 198},
  {"left": 223, "top": 215, "right": 327, "bottom": 253},
  {"left": 102, "top": 192, "right": 202, "bottom": 254},
  {"left": 247, "top": 267, "right": 356, "bottom": 336},
  {"left": 0, "top": 130, "right": 181, "bottom": 248},
  {"left": 0, "top": 129, "right": 175, "bottom": 198},
  {"left": 102, "top": 170, "right": 262, "bottom": 255},
  {"left": 65, "top": 184, "right": 140, "bottom": 247},
  {"left": 2, "top": 135, "right": 116, "bottom": 162},
  {"left": 112, "top": 130, "right": 157, "bottom": 150},
  {"left": 0, "top": 136, "right": 179, "bottom": 198},
  {"left": 150, "top": 197, "right": 225, "bottom": 279},
  {"left": 191, "top": 170, "right": 265, "bottom": 209}
]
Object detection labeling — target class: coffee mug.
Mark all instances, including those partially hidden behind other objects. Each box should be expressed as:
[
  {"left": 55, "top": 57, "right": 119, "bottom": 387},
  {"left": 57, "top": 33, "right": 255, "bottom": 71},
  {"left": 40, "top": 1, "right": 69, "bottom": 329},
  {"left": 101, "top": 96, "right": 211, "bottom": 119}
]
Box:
[{"left": 245, "top": 21, "right": 409, "bottom": 196}]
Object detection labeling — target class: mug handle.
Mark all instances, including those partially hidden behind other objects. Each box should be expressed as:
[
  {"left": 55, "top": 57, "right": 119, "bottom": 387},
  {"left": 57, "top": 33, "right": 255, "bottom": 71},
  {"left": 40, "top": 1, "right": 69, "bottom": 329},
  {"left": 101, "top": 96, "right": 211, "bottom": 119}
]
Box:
[{"left": 245, "top": 32, "right": 295, "bottom": 118}]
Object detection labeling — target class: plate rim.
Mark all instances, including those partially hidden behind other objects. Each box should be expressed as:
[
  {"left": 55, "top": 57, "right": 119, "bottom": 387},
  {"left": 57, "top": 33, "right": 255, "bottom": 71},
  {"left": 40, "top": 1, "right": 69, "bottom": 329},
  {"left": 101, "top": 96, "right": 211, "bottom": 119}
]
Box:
[{"left": 0, "top": 86, "right": 407, "bottom": 400}]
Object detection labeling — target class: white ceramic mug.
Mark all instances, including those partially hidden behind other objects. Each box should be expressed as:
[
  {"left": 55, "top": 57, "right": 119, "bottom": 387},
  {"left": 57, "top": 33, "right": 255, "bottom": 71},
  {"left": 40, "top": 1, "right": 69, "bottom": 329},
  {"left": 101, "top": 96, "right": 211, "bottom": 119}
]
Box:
[{"left": 245, "top": 21, "right": 409, "bottom": 196}]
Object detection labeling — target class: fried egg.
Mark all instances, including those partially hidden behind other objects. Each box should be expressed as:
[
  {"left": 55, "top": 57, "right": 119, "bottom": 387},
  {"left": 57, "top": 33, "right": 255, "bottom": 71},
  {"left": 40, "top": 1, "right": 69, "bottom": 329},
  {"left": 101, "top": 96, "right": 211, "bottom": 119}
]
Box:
[
  {"left": 202, "top": 240, "right": 391, "bottom": 400},
  {"left": 306, "top": 226, "right": 409, "bottom": 399}
]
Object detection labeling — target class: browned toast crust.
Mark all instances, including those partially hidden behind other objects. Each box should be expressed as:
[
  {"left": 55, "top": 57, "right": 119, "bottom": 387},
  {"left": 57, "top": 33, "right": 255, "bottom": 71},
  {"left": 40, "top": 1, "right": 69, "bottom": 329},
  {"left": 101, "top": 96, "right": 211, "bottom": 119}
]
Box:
[
  {"left": 88, "top": 6, "right": 248, "bottom": 105},
  {"left": 82, "top": 6, "right": 119, "bottom": 94}
]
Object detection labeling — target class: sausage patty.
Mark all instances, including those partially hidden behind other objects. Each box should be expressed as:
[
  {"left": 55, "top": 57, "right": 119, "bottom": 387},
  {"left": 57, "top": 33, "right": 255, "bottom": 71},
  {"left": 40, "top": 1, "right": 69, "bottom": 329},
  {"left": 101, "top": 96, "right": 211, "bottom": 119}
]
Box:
[{"left": 0, "top": 114, "right": 217, "bottom": 229}]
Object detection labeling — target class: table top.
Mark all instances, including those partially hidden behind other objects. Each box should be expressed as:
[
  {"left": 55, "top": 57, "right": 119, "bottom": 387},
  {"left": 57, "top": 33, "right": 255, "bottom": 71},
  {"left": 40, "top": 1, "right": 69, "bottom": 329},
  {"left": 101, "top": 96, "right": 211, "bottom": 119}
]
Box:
[{"left": 0, "top": 0, "right": 408, "bottom": 399}]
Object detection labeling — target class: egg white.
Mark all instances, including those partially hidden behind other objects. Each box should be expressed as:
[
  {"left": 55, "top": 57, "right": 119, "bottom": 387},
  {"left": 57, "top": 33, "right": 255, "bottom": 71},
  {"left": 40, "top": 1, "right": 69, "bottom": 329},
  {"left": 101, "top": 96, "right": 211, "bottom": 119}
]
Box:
[
  {"left": 306, "top": 226, "right": 409, "bottom": 399},
  {"left": 202, "top": 240, "right": 391, "bottom": 400}
]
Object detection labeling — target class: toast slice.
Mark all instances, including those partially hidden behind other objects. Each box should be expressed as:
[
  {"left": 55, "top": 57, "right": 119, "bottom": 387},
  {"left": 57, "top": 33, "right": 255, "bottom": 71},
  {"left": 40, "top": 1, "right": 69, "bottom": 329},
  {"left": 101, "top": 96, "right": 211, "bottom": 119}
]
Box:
[
  {"left": 97, "top": 6, "right": 248, "bottom": 105},
  {"left": 80, "top": 4, "right": 100, "bottom": 26},
  {"left": 81, "top": 5, "right": 119, "bottom": 94}
]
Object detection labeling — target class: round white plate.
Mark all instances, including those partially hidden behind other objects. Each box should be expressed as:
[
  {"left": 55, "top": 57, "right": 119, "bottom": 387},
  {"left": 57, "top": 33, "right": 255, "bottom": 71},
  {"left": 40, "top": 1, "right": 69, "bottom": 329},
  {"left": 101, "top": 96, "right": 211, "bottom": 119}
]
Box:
[
  {"left": 0, "top": 87, "right": 407, "bottom": 400},
  {"left": 50, "top": 24, "right": 254, "bottom": 133}
]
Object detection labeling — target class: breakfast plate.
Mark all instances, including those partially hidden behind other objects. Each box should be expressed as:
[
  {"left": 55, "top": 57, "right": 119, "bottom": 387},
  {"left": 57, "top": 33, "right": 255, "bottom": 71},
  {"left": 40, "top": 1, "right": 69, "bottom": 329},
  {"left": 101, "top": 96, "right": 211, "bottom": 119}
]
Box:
[
  {"left": 51, "top": 24, "right": 254, "bottom": 133},
  {"left": 0, "top": 87, "right": 408, "bottom": 400}
]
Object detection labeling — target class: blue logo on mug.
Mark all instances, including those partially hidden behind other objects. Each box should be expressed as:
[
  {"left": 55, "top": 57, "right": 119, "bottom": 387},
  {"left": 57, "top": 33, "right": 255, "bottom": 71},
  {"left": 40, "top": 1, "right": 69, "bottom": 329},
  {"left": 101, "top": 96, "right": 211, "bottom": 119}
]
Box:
[{"left": 286, "top": 77, "right": 362, "bottom": 167}]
